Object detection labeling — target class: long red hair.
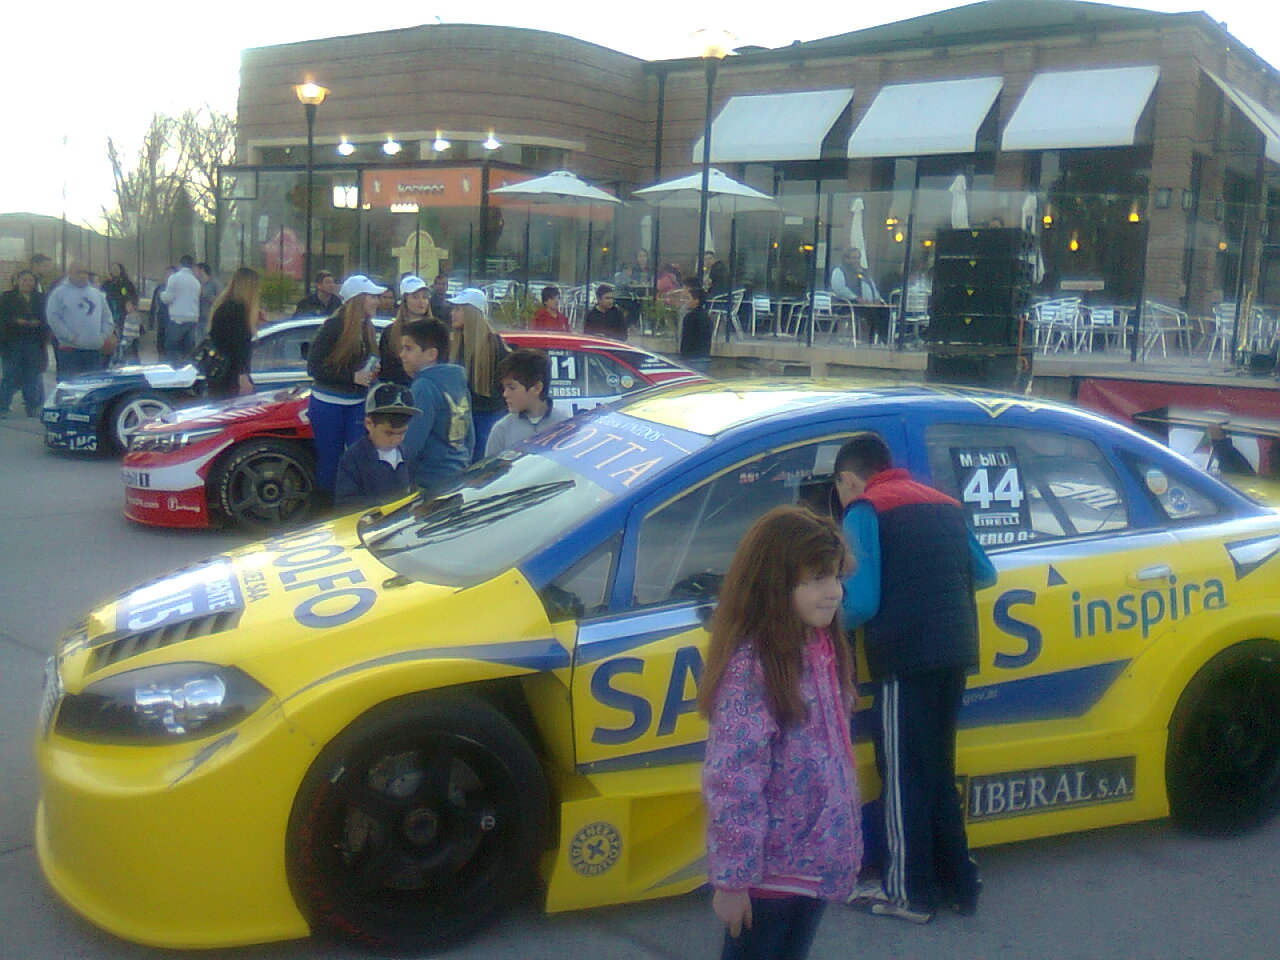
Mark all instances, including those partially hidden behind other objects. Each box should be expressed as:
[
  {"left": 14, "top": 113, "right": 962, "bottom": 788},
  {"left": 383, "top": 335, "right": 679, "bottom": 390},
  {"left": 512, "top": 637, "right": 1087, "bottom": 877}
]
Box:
[{"left": 697, "top": 505, "right": 855, "bottom": 728}]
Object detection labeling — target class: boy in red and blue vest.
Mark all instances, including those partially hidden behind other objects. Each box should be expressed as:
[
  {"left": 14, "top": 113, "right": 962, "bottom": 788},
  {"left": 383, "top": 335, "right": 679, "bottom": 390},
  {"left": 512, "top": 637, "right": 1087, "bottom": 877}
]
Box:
[{"left": 835, "top": 431, "right": 997, "bottom": 925}]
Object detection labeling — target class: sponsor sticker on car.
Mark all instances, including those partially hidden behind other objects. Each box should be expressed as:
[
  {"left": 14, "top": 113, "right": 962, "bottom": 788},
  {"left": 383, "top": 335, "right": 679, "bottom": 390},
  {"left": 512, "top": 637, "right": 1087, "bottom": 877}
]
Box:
[{"left": 123, "top": 469, "right": 151, "bottom": 489}]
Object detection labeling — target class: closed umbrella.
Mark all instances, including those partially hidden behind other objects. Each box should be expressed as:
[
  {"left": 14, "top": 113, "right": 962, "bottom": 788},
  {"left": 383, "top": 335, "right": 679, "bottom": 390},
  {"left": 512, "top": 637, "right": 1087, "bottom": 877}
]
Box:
[
  {"left": 949, "top": 175, "right": 970, "bottom": 229},
  {"left": 491, "top": 170, "right": 620, "bottom": 289},
  {"left": 1022, "top": 193, "right": 1046, "bottom": 283},
  {"left": 640, "top": 215, "right": 653, "bottom": 257},
  {"left": 850, "top": 197, "right": 867, "bottom": 267}
]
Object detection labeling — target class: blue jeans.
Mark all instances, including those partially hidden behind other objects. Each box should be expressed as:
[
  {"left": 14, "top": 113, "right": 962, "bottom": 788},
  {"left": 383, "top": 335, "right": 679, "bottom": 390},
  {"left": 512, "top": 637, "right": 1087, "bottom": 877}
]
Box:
[
  {"left": 55, "top": 347, "right": 107, "bottom": 380},
  {"left": 719, "top": 896, "right": 825, "bottom": 960},
  {"left": 165, "top": 320, "right": 200, "bottom": 364},
  {"left": 308, "top": 395, "right": 368, "bottom": 492},
  {"left": 471, "top": 408, "right": 499, "bottom": 463},
  {"left": 0, "top": 338, "right": 46, "bottom": 414}
]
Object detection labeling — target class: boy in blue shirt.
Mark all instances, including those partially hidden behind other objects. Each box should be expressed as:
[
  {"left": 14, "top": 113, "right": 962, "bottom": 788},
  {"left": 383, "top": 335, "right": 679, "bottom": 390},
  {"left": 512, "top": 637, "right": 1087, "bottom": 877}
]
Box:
[
  {"left": 398, "top": 318, "right": 473, "bottom": 489},
  {"left": 333, "top": 383, "right": 421, "bottom": 511}
]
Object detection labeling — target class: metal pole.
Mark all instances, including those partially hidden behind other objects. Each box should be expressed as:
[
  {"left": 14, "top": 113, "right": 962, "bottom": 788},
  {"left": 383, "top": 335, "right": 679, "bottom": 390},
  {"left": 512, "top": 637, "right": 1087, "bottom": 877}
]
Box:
[
  {"left": 466, "top": 223, "right": 474, "bottom": 286},
  {"left": 725, "top": 215, "right": 737, "bottom": 343},
  {"left": 585, "top": 219, "right": 595, "bottom": 289},
  {"left": 479, "top": 158, "right": 491, "bottom": 284},
  {"left": 896, "top": 160, "right": 921, "bottom": 350},
  {"left": 695, "top": 57, "right": 717, "bottom": 283},
  {"left": 523, "top": 209, "right": 531, "bottom": 300},
  {"left": 652, "top": 71, "right": 667, "bottom": 301},
  {"left": 807, "top": 178, "right": 821, "bottom": 348},
  {"left": 1130, "top": 217, "right": 1150, "bottom": 363},
  {"left": 304, "top": 101, "right": 317, "bottom": 297}
]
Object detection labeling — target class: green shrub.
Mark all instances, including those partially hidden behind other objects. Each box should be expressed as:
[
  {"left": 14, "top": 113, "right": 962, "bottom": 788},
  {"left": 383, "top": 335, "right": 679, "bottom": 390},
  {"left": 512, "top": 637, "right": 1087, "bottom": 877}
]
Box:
[{"left": 260, "top": 271, "right": 301, "bottom": 312}]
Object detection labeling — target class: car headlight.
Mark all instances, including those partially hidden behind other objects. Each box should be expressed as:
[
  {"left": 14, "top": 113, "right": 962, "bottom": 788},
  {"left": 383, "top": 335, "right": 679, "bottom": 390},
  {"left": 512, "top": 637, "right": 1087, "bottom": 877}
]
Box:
[
  {"left": 129, "top": 427, "right": 223, "bottom": 453},
  {"left": 52, "top": 383, "right": 100, "bottom": 406},
  {"left": 54, "top": 662, "right": 271, "bottom": 743}
]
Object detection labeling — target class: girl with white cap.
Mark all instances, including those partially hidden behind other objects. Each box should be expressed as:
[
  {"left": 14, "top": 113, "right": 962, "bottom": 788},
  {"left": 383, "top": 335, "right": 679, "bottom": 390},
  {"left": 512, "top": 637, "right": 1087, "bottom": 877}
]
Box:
[
  {"left": 446, "top": 287, "right": 509, "bottom": 460},
  {"left": 379, "top": 275, "right": 433, "bottom": 386},
  {"left": 306, "top": 274, "right": 386, "bottom": 497}
]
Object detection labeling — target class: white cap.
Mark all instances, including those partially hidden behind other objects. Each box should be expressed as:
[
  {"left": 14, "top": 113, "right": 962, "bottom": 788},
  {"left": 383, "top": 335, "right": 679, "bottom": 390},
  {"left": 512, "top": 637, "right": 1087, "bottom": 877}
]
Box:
[
  {"left": 338, "top": 274, "right": 388, "bottom": 302},
  {"left": 446, "top": 287, "right": 489, "bottom": 313},
  {"left": 399, "top": 275, "right": 428, "bottom": 296}
]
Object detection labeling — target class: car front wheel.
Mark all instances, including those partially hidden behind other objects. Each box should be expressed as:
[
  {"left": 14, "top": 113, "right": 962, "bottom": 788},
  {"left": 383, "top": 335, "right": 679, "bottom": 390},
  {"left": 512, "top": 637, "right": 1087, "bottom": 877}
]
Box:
[
  {"left": 287, "top": 693, "right": 549, "bottom": 952},
  {"left": 108, "top": 393, "right": 172, "bottom": 452},
  {"left": 210, "top": 438, "right": 314, "bottom": 529},
  {"left": 1166, "top": 640, "right": 1280, "bottom": 833}
]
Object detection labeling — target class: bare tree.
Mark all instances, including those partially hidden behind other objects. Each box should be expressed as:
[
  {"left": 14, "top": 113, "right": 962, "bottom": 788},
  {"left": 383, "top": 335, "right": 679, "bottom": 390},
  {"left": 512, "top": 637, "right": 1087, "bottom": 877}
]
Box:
[
  {"left": 101, "top": 107, "right": 235, "bottom": 231},
  {"left": 174, "top": 106, "right": 237, "bottom": 223}
]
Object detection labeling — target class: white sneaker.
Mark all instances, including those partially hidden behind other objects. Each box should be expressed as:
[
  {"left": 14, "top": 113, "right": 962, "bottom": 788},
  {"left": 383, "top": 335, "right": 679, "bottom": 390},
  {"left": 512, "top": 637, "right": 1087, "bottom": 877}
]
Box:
[{"left": 871, "top": 901, "right": 934, "bottom": 924}]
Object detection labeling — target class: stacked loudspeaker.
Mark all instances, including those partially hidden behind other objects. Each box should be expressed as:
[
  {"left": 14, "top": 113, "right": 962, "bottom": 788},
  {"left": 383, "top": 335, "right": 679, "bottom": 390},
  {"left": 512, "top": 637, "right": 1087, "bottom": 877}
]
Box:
[{"left": 926, "top": 228, "right": 1035, "bottom": 389}]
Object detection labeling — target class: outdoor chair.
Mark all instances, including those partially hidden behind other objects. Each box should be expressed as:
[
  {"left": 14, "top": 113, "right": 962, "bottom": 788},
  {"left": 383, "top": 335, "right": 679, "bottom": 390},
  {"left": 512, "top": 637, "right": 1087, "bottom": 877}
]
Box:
[
  {"left": 1139, "top": 300, "right": 1193, "bottom": 359},
  {"left": 1032, "top": 298, "right": 1084, "bottom": 353},
  {"left": 1083, "top": 306, "right": 1126, "bottom": 353},
  {"left": 710, "top": 288, "right": 747, "bottom": 342}
]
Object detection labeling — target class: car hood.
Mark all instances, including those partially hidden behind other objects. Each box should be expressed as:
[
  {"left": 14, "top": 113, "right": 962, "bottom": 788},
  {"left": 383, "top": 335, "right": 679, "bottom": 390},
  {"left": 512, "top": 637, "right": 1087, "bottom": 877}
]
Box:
[
  {"left": 54, "top": 513, "right": 561, "bottom": 709},
  {"left": 92, "top": 362, "right": 202, "bottom": 389},
  {"left": 151, "top": 386, "right": 310, "bottom": 429}
]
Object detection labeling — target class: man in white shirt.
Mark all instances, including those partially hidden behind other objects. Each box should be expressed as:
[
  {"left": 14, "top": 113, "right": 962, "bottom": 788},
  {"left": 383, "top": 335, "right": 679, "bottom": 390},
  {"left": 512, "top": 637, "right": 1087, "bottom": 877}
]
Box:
[{"left": 160, "top": 255, "right": 203, "bottom": 363}]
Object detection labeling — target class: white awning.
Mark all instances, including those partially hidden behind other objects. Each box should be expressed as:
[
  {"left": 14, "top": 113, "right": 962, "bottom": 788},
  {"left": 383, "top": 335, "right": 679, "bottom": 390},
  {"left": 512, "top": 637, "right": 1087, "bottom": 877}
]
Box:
[
  {"left": 692, "top": 88, "right": 853, "bottom": 163},
  {"left": 847, "top": 76, "right": 1003, "bottom": 157},
  {"left": 1205, "top": 71, "right": 1280, "bottom": 164},
  {"left": 1001, "top": 65, "right": 1160, "bottom": 151}
]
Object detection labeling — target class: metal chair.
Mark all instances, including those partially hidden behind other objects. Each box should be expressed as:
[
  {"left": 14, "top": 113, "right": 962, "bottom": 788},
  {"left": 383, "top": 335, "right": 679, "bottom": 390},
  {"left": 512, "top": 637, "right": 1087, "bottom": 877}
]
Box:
[
  {"left": 1033, "top": 298, "right": 1084, "bottom": 353},
  {"left": 710, "top": 288, "right": 747, "bottom": 341},
  {"left": 1139, "top": 300, "right": 1193, "bottom": 359}
]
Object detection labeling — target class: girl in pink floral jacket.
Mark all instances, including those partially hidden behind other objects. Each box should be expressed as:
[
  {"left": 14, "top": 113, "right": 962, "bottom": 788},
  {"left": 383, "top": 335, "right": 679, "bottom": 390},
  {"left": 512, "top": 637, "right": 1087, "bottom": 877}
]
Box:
[{"left": 698, "top": 505, "right": 863, "bottom": 960}]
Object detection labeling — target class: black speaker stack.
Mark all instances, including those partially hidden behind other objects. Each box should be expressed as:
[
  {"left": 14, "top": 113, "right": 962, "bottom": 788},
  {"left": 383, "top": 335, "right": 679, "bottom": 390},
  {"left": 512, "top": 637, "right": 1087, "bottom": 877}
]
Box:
[{"left": 926, "top": 228, "right": 1035, "bottom": 390}]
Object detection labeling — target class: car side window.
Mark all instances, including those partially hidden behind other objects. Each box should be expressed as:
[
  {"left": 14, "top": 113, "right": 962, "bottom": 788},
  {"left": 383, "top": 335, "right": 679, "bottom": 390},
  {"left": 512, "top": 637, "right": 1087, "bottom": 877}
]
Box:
[
  {"left": 583, "top": 353, "right": 644, "bottom": 396},
  {"left": 925, "top": 422, "right": 1129, "bottom": 548},
  {"left": 629, "top": 438, "right": 845, "bottom": 608},
  {"left": 541, "top": 535, "right": 619, "bottom": 623},
  {"left": 1124, "top": 456, "right": 1220, "bottom": 522},
  {"left": 252, "top": 328, "right": 311, "bottom": 372}
]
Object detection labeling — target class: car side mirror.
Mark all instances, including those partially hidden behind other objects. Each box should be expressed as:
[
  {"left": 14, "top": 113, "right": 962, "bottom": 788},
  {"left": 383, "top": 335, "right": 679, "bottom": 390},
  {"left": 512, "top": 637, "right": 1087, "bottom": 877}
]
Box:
[{"left": 300, "top": 341, "right": 310, "bottom": 360}]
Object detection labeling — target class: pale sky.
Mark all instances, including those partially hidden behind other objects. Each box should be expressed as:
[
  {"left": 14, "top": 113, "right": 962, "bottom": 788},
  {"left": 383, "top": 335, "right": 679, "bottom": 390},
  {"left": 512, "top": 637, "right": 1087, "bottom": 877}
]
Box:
[{"left": 6, "top": 0, "right": 1276, "bottom": 227}]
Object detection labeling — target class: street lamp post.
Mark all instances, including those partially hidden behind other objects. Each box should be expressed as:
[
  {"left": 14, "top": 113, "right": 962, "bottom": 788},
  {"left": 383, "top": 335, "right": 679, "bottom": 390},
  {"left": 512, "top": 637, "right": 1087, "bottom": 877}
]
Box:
[
  {"left": 693, "top": 30, "right": 732, "bottom": 295},
  {"left": 294, "top": 82, "right": 329, "bottom": 298}
]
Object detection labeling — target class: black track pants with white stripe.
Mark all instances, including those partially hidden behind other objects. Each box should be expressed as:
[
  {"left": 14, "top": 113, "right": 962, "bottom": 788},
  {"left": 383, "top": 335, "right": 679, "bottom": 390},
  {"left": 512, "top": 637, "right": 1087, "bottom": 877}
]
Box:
[{"left": 879, "top": 666, "right": 979, "bottom": 912}]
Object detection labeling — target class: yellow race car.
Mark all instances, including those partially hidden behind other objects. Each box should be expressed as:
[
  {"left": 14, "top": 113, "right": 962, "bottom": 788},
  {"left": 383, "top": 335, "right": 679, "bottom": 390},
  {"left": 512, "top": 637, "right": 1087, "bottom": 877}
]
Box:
[{"left": 35, "top": 382, "right": 1280, "bottom": 951}]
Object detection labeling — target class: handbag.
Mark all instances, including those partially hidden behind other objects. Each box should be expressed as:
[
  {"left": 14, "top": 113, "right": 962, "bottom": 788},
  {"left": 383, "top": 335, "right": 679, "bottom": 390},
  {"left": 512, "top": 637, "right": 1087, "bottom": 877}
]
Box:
[{"left": 194, "top": 338, "right": 233, "bottom": 382}]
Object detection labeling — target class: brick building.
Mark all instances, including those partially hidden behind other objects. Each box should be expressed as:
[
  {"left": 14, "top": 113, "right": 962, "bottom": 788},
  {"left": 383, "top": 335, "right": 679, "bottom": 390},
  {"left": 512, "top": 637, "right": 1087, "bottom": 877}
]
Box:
[{"left": 226, "top": 0, "right": 1280, "bottom": 315}]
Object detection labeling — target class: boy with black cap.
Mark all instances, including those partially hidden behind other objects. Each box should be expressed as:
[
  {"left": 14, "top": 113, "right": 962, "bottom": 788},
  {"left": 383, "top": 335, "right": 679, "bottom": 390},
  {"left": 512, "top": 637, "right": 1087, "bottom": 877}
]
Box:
[{"left": 333, "top": 383, "right": 422, "bottom": 510}]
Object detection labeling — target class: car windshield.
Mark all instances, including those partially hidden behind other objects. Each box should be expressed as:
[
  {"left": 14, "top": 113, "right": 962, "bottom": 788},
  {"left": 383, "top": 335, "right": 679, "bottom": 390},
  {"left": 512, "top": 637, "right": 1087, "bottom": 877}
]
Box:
[{"left": 360, "top": 452, "right": 613, "bottom": 587}]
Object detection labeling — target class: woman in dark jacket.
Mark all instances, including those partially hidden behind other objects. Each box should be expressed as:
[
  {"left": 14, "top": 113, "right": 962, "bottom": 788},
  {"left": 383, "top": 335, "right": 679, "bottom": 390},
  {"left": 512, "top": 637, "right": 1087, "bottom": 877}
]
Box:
[
  {"left": 206, "top": 267, "right": 261, "bottom": 399},
  {"left": 378, "top": 275, "right": 433, "bottom": 385},
  {"left": 0, "top": 270, "right": 48, "bottom": 417},
  {"left": 307, "top": 275, "right": 385, "bottom": 494}
]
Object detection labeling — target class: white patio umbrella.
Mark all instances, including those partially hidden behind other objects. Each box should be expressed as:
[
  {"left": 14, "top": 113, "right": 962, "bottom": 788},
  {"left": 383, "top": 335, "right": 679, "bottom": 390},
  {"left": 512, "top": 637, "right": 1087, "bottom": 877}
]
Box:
[
  {"left": 490, "top": 170, "right": 620, "bottom": 288},
  {"left": 635, "top": 168, "right": 774, "bottom": 300},
  {"left": 633, "top": 168, "right": 775, "bottom": 212},
  {"left": 849, "top": 197, "right": 868, "bottom": 267},
  {"left": 949, "top": 174, "right": 970, "bottom": 229},
  {"left": 704, "top": 207, "right": 716, "bottom": 255},
  {"left": 640, "top": 215, "right": 653, "bottom": 255}
]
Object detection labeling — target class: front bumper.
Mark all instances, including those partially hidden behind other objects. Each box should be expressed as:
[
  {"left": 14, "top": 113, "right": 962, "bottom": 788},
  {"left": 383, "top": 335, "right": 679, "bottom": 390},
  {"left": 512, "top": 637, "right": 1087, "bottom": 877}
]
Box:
[
  {"left": 35, "top": 705, "right": 314, "bottom": 948},
  {"left": 42, "top": 406, "right": 103, "bottom": 453}
]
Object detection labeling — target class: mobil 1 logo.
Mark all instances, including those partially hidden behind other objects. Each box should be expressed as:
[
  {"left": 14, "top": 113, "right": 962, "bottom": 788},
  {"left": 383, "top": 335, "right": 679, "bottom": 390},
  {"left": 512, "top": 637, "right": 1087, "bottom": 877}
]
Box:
[{"left": 951, "top": 446, "right": 1031, "bottom": 548}]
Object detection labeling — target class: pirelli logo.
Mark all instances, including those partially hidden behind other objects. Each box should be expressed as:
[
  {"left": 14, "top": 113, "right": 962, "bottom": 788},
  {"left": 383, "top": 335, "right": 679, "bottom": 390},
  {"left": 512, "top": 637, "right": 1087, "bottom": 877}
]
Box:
[{"left": 962, "top": 757, "right": 1136, "bottom": 822}]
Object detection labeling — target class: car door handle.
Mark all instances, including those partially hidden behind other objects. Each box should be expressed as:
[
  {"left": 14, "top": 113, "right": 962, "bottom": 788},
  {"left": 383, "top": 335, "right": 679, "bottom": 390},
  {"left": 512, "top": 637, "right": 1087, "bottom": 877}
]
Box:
[{"left": 1129, "top": 564, "right": 1172, "bottom": 584}]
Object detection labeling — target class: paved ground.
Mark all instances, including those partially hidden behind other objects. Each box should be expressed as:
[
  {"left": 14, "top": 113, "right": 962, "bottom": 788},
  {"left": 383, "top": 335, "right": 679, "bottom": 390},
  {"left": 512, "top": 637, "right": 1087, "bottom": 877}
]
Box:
[{"left": 2, "top": 395, "right": 1280, "bottom": 960}]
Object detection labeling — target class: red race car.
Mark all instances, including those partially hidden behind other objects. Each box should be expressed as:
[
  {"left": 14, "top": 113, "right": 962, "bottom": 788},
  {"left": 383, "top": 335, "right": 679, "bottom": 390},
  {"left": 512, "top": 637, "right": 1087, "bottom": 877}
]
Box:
[{"left": 122, "top": 332, "right": 704, "bottom": 530}]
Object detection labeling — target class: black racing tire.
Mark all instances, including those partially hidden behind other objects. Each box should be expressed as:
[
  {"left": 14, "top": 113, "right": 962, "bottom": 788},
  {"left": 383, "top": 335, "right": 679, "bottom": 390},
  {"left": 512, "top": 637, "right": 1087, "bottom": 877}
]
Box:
[
  {"left": 286, "top": 692, "right": 549, "bottom": 953},
  {"left": 209, "top": 438, "right": 315, "bottom": 530},
  {"left": 1166, "top": 640, "right": 1280, "bottom": 834},
  {"left": 107, "top": 392, "right": 173, "bottom": 452}
]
